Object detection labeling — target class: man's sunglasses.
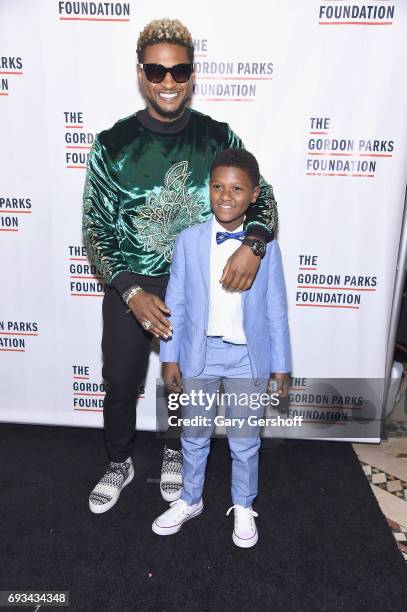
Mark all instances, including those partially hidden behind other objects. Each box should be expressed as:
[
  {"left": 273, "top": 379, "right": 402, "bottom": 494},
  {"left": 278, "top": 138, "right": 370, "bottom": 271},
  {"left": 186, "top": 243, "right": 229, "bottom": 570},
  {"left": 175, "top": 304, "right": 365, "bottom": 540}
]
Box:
[{"left": 140, "top": 63, "right": 194, "bottom": 84}]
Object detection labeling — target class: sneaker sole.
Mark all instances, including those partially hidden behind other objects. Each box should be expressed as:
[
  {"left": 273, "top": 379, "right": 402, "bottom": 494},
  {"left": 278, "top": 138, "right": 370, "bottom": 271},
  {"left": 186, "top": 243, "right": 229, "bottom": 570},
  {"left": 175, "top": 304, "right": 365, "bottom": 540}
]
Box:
[
  {"left": 89, "top": 469, "right": 134, "bottom": 515},
  {"left": 160, "top": 485, "right": 182, "bottom": 502},
  {"left": 152, "top": 503, "right": 203, "bottom": 536},
  {"left": 232, "top": 529, "right": 258, "bottom": 548}
]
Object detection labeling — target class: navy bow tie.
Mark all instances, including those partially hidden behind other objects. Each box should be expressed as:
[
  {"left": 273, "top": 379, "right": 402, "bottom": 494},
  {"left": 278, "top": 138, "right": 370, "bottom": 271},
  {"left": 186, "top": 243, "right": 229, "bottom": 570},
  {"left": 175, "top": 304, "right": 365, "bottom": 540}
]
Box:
[{"left": 216, "top": 230, "right": 247, "bottom": 245}]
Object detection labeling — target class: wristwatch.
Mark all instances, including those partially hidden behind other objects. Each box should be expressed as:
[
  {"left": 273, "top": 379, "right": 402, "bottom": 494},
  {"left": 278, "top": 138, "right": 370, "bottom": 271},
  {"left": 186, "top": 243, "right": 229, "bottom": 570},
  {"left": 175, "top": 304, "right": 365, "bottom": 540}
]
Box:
[{"left": 242, "top": 237, "right": 267, "bottom": 258}]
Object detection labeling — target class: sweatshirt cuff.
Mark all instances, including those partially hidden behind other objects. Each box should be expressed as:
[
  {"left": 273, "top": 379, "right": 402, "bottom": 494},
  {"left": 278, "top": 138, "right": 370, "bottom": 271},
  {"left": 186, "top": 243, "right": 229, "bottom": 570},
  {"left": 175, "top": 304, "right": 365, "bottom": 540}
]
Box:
[
  {"left": 110, "top": 271, "right": 138, "bottom": 295},
  {"left": 246, "top": 223, "right": 273, "bottom": 244}
]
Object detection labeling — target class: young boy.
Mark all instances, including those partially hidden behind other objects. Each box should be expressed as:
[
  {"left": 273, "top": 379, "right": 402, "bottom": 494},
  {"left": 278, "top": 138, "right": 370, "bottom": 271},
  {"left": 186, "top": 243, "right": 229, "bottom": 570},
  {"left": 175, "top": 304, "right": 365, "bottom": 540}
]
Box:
[{"left": 152, "top": 149, "right": 291, "bottom": 547}]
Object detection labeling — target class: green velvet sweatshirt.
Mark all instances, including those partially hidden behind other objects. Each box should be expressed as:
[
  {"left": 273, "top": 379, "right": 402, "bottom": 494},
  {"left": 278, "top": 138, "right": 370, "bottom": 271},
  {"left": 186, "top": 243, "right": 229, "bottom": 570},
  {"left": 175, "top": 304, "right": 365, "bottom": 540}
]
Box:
[{"left": 82, "top": 107, "right": 278, "bottom": 294}]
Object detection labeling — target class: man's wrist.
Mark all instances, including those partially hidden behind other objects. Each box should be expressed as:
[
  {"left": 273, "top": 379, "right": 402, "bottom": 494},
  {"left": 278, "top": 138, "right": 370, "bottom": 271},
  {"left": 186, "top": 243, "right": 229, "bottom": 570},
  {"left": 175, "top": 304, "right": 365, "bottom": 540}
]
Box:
[
  {"left": 111, "top": 271, "right": 140, "bottom": 294},
  {"left": 242, "top": 237, "right": 267, "bottom": 258},
  {"left": 246, "top": 223, "right": 273, "bottom": 244},
  {"left": 122, "top": 285, "right": 144, "bottom": 306}
]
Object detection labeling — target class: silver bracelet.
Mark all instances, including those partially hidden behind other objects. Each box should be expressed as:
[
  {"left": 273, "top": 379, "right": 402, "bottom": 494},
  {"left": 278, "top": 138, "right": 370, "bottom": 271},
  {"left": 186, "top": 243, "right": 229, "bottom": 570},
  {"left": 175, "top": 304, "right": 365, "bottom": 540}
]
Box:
[{"left": 122, "top": 285, "right": 144, "bottom": 306}]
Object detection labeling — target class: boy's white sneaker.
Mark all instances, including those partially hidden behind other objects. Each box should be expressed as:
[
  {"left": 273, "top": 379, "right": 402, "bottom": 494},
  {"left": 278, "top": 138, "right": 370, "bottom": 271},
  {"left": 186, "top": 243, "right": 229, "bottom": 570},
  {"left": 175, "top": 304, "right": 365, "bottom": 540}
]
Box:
[
  {"left": 152, "top": 498, "right": 203, "bottom": 535},
  {"left": 226, "top": 504, "right": 259, "bottom": 548}
]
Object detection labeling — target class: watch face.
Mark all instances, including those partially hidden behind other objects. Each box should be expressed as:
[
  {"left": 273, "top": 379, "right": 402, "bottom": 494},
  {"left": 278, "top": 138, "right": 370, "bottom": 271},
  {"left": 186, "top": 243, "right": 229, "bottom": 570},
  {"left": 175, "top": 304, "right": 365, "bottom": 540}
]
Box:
[
  {"left": 243, "top": 237, "right": 266, "bottom": 257},
  {"left": 253, "top": 240, "right": 266, "bottom": 257}
]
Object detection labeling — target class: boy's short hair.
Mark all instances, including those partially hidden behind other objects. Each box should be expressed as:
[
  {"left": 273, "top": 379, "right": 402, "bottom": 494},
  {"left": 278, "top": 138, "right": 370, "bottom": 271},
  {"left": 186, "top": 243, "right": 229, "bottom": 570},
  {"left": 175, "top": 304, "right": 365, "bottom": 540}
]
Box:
[
  {"left": 137, "top": 18, "right": 194, "bottom": 63},
  {"left": 210, "top": 148, "right": 260, "bottom": 187}
]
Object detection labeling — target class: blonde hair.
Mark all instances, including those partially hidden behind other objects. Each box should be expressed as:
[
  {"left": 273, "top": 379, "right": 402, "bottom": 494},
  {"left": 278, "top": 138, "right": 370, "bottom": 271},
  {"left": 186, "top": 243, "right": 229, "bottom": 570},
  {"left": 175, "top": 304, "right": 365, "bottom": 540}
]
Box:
[{"left": 137, "top": 18, "right": 194, "bottom": 62}]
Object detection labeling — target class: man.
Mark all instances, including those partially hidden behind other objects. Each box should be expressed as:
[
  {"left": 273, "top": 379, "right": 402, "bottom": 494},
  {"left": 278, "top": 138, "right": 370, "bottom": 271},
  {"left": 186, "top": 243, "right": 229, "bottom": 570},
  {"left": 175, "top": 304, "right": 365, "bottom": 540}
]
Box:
[{"left": 83, "top": 18, "right": 278, "bottom": 514}]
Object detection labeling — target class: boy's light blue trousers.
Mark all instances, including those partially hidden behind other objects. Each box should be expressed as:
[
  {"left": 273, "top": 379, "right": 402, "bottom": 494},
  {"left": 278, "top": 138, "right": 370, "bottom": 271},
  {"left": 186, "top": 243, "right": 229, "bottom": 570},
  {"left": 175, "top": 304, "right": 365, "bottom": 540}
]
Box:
[{"left": 180, "top": 337, "right": 268, "bottom": 508}]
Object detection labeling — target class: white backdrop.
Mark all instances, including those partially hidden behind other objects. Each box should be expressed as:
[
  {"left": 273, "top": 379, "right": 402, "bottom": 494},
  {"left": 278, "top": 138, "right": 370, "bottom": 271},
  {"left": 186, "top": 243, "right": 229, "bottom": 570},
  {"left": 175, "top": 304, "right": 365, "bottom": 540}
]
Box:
[{"left": 1, "top": 0, "right": 407, "bottom": 440}]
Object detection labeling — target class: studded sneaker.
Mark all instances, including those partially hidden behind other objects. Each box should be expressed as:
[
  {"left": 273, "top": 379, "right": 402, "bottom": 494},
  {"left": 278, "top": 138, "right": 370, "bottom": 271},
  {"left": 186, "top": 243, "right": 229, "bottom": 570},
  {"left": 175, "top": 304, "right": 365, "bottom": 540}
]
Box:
[
  {"left": 89, "top": 457, "right": 134, "bottom": 514},
  {"left": 152, "top": 498, "right": 203, "bottom": 535},
  {"left": 226, "top": 505, "right": 259, "bottom": 548},
  {"left": 160, "top": 445, "right": 183, "bottom": 502}
]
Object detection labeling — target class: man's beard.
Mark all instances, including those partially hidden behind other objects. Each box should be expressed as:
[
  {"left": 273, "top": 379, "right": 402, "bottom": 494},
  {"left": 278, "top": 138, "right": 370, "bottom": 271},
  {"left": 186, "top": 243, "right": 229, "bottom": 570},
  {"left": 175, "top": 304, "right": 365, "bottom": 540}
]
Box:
[{"left": 149, "top": 95, "right": 189, "bottom": 120}]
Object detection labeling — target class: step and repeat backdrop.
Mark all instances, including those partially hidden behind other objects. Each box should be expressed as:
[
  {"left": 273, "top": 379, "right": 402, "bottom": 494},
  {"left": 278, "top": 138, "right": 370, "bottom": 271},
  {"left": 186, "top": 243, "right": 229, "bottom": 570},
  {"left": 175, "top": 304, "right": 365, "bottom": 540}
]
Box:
[{"left": 1, "top": 0, "right": 407, "bottom": 440}]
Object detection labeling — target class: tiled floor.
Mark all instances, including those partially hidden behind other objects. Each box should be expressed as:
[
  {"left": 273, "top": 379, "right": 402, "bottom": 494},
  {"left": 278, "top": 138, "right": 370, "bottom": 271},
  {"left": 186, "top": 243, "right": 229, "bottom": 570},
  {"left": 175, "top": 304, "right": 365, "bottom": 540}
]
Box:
[{"left": 354, "top": 437, "right": 407, "bottom": 562}]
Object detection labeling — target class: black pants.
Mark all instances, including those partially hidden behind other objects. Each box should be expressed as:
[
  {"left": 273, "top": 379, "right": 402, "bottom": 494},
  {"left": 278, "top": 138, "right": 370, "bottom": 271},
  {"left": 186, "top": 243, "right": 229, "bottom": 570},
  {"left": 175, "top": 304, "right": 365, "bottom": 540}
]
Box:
[{"left": 102, "top": 284, "right": 179, "bottom": 462}]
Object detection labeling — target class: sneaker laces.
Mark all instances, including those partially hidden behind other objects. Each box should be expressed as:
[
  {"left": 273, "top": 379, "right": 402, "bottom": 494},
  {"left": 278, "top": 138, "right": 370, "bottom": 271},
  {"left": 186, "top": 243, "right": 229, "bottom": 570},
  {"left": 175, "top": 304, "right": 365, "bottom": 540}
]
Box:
[
  {"left": 161, "top": 447, "right": 182, "bottom": 476},
  {"left": 226, "top": 505, "right": 258, "bottom": 527},
  {"left": 165, "top": 499, "right": 190, "bottom": 519},
  {"left": 162, "top": 446, "right": 181, "bottom": 458},
  {"left": 108, "top": 461, "right": 128, "bottom": 478},
  {"left": 101, "top": 460, "right": 130, "bottom": 487}
]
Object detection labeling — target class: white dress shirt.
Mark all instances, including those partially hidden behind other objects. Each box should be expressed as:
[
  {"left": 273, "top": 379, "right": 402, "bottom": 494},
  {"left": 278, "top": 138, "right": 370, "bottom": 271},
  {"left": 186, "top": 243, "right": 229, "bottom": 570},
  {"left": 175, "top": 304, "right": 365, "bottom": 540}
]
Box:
[{"left": 207, "top": 217, "right": 247, "bottom": 344}]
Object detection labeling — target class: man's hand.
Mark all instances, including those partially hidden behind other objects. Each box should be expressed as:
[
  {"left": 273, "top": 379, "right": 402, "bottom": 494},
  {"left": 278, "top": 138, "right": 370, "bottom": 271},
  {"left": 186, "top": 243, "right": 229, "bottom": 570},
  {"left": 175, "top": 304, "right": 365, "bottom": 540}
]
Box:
[
  {"left": 128, "top": 291, "right": 172, "bottom": 339},
  {"left": 220, "top": 241, "right": 261, "bottom": 292},
  {"left": 163, "top": 362, "right": 183, "bottom": 393}
]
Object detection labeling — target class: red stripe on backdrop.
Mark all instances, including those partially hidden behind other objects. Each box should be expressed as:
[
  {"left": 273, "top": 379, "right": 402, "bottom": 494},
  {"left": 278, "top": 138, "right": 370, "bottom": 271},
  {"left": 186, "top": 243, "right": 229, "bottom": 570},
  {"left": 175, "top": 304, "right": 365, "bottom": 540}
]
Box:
[
  {"left": 306, "top": 172, "right": 375, "bottom": 177},
  {"left": 360, "top": 154, "right": 392, "bottom": 157},
  {"left": 308, "top": 153, "right": 393, "bottom": 158},
  {"left": 196, "top": 98, "right": 255, "bottom": 102},
  {"left": 197, "top": 76, "right": 272, "bottom": 81},
  {"left": 60, "top": 17, "right": 130, "bottom": 22},
  {"left": 0, "top": 332, "right": 38, "bottom": 336},
  {"left": 70, "top": 276, "right": 103, "bottom": 280},
  {"left": 296, "top": 286, "right": 376, "bottom": 291},
  {"left": 319, "top": 21, "right": 393, "bottom": 26},
  {"left": 301, "top": 420, "right": 346, "bottom": 425},
  {"left": 70, "top": 293, "right": 104, "bottom": 297},
  {"left": 308, "top": 153, "right": 354, "bottom": 156},
  {"left": 73, "top": 392, "right": 105, "bottom": 397},
  {"left": 289, "top": 403, "right": 360, "bottom": 410},
  {"left": 296, "top": 304, "right": 360, "bottom": 309},
  {"left": 74, "top": 408, "right": 103, "bottom": 412}
]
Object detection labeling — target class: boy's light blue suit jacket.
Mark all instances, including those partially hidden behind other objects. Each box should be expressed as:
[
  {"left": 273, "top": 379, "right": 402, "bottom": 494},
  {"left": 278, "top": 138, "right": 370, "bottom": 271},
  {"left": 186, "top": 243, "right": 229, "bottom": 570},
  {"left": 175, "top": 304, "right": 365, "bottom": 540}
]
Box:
[{"left": 160, "top": 217, "right": 292, "bottom": 381}]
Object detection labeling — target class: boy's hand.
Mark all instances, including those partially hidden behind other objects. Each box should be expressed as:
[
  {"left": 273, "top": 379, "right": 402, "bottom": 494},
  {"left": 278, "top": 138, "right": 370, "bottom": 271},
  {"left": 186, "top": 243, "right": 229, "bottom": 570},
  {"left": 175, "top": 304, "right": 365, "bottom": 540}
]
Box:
[
  {"left": 269, "top": 373, "right": 290, "bottom": 413},
  {"left": 128, "top": 291, "right": 172, "bottom": 339},
  {"left": 163, "top": 362, "right": 183, "bottom": 393},
  {"left": 273, "top": 373, "right": 290, "bottom": 398},
  {"left": 220, "top": 240, "right": 261, "bottom": 292}
]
